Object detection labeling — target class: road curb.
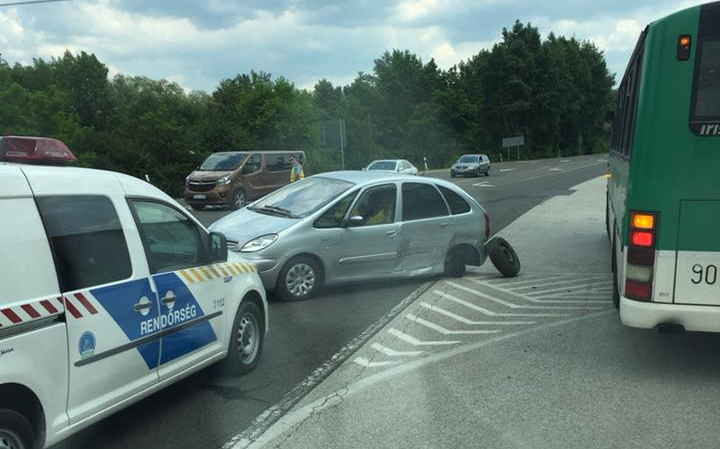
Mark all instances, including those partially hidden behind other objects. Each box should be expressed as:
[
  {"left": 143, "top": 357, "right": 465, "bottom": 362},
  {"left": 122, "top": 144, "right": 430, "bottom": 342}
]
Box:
[{"left": 221, "top": 280, "right": 435, "bottom": 449}]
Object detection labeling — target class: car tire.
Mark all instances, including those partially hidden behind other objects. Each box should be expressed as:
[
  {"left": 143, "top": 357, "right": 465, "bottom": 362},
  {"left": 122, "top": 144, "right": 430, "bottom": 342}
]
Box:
[
  {"left": 224, "top": 301, "right": 264, "bottom": 375},
  {"left": 277, "top": 256, "right": 321, "bottom": 301},
  {"left": 444, "top": 247, "right": 467, "bottom": 278},
  {"left": 487, "top": 237, "right": 520, "bottom": 277},
  {"left": 486, "top": 167, "right": 490, "bottom": 176},
  {"left": 190, "top": 204, "right": 206, "bottom": 211},
  {"left": 450, "top": 172, "right": 456, "bottom": 178},
  {"left": 475, "top": 168, "right": 481, "bottom": 177},
  {"left": 0, "top": 409, "right": 35, "bottom": 449},
  {"left": 231, "top": 189, "right": 247, "bottom": 210}
]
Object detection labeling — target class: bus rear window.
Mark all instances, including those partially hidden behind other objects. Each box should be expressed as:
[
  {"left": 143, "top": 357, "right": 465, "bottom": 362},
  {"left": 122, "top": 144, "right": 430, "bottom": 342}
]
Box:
[{"left": 692, "top": 39, "right": 720, "bottom": 119}]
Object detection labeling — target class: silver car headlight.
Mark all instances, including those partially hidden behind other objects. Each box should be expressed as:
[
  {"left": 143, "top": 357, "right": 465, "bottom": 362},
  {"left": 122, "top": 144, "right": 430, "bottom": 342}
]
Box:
[
  {"left": 217, "top": 174, "right": 232, "bottom": 185},
  {"left": 240, "top": 234, "right": 278, "bottom": 252}
]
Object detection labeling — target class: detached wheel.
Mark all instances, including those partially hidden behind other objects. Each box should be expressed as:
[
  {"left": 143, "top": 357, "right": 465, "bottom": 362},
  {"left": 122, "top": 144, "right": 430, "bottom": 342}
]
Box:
[
  {"left": 444, "top": 247, "right": 467, "bottom": 278},
  {"left": 0, "top": 410, "right": 35, "bottom": 449},
  {"left": 225, "top": 301, "right": 264, "bottom": 375},
  {"left": 190, "top": 204, "right": 206, "bottom": 211},
  {"left": 487, "top": 237, "right": 520, "bottom": 277},
  {"left": 277, "top": 256, "right": 321, "bottom": 301},
  {"left": 231, "top": 189, "right": 247, "bottom": 210}
]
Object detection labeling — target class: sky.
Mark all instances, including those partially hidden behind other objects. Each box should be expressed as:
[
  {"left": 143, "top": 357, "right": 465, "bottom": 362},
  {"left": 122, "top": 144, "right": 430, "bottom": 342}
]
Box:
[{"left": 0, "top": 0, "right": 710, "bottom": 93}]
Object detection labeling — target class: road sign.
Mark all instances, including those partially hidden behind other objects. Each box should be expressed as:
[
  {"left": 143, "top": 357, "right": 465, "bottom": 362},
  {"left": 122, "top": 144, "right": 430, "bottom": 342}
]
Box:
[
  {"left": 502, "top": 136, "right": 524, "bottom": 148},
  {"left": 320, "top": 119, "right": 347, "bottom": 169}
]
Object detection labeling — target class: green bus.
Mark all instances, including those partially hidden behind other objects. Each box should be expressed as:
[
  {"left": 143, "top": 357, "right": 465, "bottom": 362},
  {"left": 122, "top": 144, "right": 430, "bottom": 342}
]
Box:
[{"left": 608, "top": 1, "right": 720, "bottom": 331}]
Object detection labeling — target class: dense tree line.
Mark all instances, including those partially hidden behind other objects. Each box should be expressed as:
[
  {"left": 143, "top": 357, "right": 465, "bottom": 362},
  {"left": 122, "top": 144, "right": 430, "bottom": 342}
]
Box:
[{"left": 0, "top": 21, "right": 614, "bottom": 196}]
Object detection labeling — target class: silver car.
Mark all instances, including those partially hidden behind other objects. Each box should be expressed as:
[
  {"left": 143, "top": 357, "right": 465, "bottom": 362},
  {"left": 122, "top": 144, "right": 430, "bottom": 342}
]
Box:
[
  {"left": 451, "top": 154, "right": 490, "bottom": 177},
  {"left": 209, "top": 171, "right": 490, "bottom": 301},
  {"left": 366, "top": 159, "right": 418, "bottom": 175}
]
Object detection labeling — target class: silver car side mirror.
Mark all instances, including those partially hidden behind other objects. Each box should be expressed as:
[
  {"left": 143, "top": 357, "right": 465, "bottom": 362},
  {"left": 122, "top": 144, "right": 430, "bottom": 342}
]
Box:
[{"left": 346, "top": 215, "right": 364, "bottom": 227}]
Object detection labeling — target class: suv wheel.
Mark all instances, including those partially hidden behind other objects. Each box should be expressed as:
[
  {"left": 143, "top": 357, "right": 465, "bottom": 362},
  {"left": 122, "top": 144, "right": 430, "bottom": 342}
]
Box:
[
  {"left": 190, "top": 204, "right": 205, "bottom": 211},
  {"left": 231, "top": 189, "right": 246, "bottom": 210},
  {"left": 0, "top": 410, "right": 34, "bottom": 449}
]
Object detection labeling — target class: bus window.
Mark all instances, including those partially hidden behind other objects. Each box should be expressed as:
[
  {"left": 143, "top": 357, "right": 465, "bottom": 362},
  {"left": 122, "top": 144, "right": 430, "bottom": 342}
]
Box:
[{"left": 692, "top": 39, "right": 720, "bottom": 119}]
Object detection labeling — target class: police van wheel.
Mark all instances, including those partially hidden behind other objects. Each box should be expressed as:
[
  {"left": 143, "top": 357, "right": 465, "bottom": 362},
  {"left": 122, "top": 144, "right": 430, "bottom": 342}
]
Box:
[
  {"left": 0, "top": 410, "right": 35, "bottom": 449},
  {"left": 226, "top": 302, "right": 264, "bottom": 375},
  {"left": 487, "top": 237, "right": 521, "bottom": 277}
]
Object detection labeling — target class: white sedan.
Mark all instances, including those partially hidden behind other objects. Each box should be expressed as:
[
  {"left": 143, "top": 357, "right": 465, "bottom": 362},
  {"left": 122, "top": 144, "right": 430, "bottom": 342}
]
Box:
[{"left": 365, "top": 159, "right": 418, "bottom": 175}]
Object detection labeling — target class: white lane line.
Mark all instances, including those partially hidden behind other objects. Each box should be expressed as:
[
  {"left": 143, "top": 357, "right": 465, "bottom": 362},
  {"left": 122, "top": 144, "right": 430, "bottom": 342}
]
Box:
[
  {"left": 353, "top": 357, "right": 400, "bottom": 368},
  {"left": 371, "top": 343, "right": 424, "bottom": 357},
  {"left": 560, "top": 159, "right": 570, "bottom": 163},
  {"left": 499, "top": 168, "right": 515, "bottom": 172},
  {"left": 466, "top": 278, "right": 609, "bottom": 304},
  {"left": 420, "top": 302, "right": 536, "bottom": 326},
  {"left": 434, "top": 290, "right": 569, "bottom": 317},
  {"left": 473, "top": 182, "right": 494, "bottom": 187},
  {"left": 549, "top": 167, "right": 566, "bottom": 171},
  {"left": 445, "top": 281, "right": 603, "bottom": 310},
  {"left": 509, "top": 276, "right": 608, "bottom": 291},
  {"left": 242, "top": 310, "right": 615, "bottom": 449},
  {"left": 388, "top": 328, "right": 461, "bottom": 346},
  {"left": 405, "top": 314, "right": 502, "bottom": 335},
  {"left": 419, "top": 302, "right": 534, "bottom": 325},
  {"left": 528, "top": 280, "right": 614, "bottom": 296}
]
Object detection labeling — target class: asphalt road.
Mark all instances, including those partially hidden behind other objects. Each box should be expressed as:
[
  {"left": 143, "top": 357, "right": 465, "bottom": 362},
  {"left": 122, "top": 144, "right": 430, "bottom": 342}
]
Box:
[{"left": 54, "top": 154, "right": 607, "bottom": 449}]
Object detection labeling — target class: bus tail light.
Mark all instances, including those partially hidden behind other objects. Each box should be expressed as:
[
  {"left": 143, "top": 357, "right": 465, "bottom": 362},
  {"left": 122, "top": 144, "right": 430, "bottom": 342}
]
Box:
[
  {"left": 625, "top": 211, "right": 658, "bottom": 301},
  {"left": 677, "top": 34, "right": 691, "bottom": 60}
]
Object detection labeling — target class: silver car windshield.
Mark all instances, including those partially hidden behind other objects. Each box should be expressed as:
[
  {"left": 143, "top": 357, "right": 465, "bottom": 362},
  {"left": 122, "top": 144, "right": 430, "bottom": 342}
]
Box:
[
  {"left": 250, "top": 177, "right": 354, "bottom": 218},
  {"left": 458, "top": 156, "right": 479, "bottom": 163},
  {"left": 368, "top": 161, "right": 397, "bottom": 170}
]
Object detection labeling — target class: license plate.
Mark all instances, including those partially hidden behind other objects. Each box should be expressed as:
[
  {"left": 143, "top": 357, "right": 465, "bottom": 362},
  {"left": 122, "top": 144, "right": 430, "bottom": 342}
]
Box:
[
  {"left": 193, "top": 195, "right": 206, "bottom": 200},
  {"left": 675, "top": 252, "right": 720, "bottom": 306}
]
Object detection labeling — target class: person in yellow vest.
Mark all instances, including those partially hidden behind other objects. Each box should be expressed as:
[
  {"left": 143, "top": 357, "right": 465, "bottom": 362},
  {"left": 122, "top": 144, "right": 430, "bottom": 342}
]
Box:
[{"left": 289, "top": 155, "right": 305, "bottom": 183}]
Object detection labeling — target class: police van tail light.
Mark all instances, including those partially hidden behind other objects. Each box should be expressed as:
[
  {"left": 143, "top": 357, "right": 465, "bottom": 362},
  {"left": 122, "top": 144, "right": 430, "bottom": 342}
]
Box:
[
  {"left": 625, "top": 211, "right": 657, "bottom": 301},
  {"left": 0, "top": 136, "right": 77, "bottom": 165}
]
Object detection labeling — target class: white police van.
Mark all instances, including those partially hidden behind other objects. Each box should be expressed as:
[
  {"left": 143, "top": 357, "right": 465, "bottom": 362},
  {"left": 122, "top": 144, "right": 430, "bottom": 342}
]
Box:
[{"left": 0, "top": 136, "right": 268, "bottom": 449}]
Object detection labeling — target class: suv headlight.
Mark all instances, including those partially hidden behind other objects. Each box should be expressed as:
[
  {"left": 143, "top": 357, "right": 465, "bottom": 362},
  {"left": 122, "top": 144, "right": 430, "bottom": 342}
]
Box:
[
  {"left": 240, "top": 234, "right": 278, "bottom": 252},
  {"left": 217, "top": 174, "right": 232, "bottom": 185},
  {"left": 185, "top": 176, "right": 191, "bottom": 186}
]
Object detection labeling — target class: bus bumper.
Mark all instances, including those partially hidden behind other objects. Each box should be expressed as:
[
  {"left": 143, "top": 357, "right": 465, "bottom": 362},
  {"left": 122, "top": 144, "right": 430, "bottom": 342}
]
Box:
[{"left": 620, "top": 297, "right": 720, "bottom": 333}]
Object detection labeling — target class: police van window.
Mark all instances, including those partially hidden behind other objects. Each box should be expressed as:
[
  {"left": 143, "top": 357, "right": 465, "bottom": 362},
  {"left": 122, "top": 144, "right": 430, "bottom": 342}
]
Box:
[
  {"left": 129, "top": 200, "right": 206, "bottom": 274},
  {"left": 402, "top": 183, "right": 449, "bottom": 221},
  {"left": 314, "top": 190, "right": 359, "bottom": 228},
  {"left": 438, "top": 186, "right": 471, "bottom": 215},
  {"left": 692, "top": 39, "right": 720, "bottom": 118},
  {"left": 36, "top": 196, "right": 132, "bottom": 292}
]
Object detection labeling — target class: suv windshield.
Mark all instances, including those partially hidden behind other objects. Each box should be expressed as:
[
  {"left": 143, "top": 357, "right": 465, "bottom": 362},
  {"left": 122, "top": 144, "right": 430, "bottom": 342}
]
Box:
[
  {"left": 199, "top": 153, "right": 247, "bottom": 171},
  {"left": 251, "top": 177, "right": 354, "bottom": 217},
  {"left": 458, "top": 156, "right": 479, "bottom": 163},
  {"left": 368, "top": 161, "right": 397, "bottom": 170}
]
